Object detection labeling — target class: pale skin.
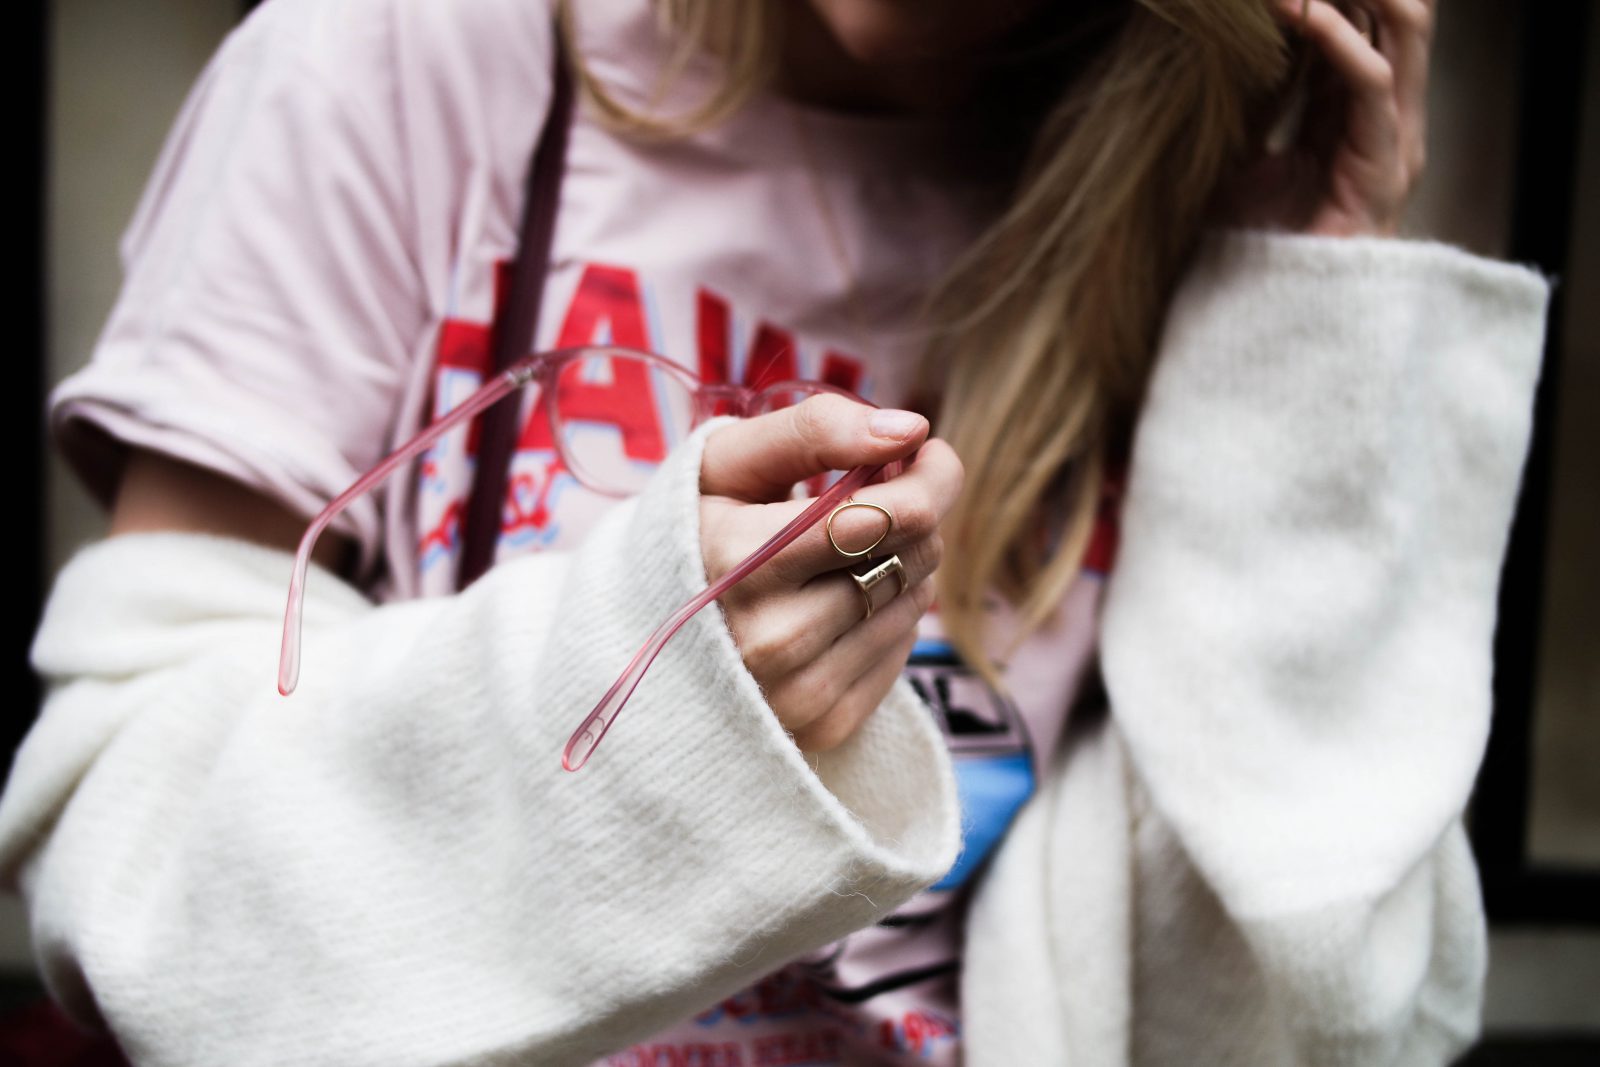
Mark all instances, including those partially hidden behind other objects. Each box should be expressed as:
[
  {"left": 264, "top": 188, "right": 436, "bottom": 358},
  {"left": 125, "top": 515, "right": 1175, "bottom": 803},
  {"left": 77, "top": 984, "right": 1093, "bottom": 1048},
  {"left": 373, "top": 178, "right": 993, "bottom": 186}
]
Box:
[{"left": 108, "top": 0, "right": 1436, "bottom": 751}]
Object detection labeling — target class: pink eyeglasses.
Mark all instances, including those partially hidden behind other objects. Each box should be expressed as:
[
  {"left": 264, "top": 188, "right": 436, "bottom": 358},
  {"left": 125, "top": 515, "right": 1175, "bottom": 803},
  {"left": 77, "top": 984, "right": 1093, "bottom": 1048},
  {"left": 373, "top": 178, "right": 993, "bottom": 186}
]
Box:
[{"left": 277, "top": 344, "right": 900, "bottom": 771}]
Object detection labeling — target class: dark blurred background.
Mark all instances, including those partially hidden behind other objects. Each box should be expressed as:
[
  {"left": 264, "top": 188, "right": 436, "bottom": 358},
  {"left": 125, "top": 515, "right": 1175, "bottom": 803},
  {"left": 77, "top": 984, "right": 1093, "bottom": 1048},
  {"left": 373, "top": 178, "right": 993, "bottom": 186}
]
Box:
[{"left": 10, "top": 0, "right": 1599, "bottom": 1063}]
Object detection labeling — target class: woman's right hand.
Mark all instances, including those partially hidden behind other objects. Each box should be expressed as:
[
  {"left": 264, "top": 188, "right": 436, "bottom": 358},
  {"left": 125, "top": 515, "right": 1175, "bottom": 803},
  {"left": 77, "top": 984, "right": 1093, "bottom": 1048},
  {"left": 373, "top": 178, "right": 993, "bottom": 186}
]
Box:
[{"left": 697, "top": 395, "right": 963, "bottom": 753}]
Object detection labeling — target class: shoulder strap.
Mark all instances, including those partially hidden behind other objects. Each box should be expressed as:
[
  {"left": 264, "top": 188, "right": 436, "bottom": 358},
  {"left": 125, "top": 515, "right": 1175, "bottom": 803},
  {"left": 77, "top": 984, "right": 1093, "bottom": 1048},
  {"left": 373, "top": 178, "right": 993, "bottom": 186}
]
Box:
[{"left": 455, "top": 28, "right": 576, "bottom": 592}]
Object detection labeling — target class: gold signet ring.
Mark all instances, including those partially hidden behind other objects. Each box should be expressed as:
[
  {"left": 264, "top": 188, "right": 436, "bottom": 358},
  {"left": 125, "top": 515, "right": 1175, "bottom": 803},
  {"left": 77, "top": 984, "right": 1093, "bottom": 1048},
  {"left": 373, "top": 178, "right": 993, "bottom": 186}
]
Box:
[
  {"left": 850, "top": 555, "right": 909, "bottom": 621},
  {"left": 826, "top": 498, "right": 893, "bottom": 559}
]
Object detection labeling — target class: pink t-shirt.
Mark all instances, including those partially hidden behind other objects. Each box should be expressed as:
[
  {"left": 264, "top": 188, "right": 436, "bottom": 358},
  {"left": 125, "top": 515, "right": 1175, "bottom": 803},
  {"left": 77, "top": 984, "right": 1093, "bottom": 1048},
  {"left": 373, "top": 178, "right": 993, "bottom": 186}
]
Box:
[{"left": 48, "top": 0, "right": 1117, "bottom": 1061}]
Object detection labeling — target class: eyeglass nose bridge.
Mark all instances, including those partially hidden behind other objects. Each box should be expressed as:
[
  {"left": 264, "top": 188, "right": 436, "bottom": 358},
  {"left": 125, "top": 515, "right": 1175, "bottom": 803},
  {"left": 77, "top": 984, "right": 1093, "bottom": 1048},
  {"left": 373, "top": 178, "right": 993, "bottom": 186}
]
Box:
[{"left": 692, "top": 383, "right": 756, "bottom": 424}]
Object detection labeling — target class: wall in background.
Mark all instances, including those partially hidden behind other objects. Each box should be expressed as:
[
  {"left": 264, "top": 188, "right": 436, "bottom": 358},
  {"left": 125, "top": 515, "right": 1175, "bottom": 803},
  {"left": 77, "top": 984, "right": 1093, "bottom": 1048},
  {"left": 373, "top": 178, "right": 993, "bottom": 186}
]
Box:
[
  {"left": 3, "top": 0, "right": 239, "bottom": 971},
  {"left": 1528, "top": 5, "right": 1600, "bottom": 871},
  {"left": 46, "top": 0, "right": 238, "bottom": 575}
]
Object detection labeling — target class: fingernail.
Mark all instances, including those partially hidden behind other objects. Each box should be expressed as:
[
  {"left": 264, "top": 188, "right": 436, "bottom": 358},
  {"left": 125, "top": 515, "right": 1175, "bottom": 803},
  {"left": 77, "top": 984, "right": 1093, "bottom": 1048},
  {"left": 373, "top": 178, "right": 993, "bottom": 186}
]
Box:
[{"left": 869, "top": 409, "right": 924, "bottom": 441}]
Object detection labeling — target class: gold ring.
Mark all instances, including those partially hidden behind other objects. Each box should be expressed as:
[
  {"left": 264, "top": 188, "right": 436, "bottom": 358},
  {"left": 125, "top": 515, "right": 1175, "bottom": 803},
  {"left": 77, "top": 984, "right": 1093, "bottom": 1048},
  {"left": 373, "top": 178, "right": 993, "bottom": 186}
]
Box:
[
  {"left": 826, "top": 498, "right": 893, "bottom": 559},
  {"left": 849, "top": 554, "right": 908, "bottom": 621}
]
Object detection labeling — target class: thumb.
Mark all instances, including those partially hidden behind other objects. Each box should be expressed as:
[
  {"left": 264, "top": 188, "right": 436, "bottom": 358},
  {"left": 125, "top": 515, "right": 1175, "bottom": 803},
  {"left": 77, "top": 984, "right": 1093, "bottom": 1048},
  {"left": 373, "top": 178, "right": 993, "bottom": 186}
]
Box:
[{"left": 700, "top": 393, "right": 928, "bottom": 503}]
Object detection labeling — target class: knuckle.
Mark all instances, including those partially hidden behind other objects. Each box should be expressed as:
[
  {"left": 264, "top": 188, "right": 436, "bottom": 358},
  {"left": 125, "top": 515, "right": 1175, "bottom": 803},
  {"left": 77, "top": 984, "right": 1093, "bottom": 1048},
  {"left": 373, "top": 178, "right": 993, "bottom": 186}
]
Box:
[
  {"left": 925, "top": 439, "right": 966, "bottom": 513},
  {"left": 791, "top": 394, "right": 832, "bottom": 444},
  {"left": 882, "top": 577, "right": 934, "bottom": 628},
  {"left": 800, "top": 392, "right": 856, "bottom": 435},
  {"left": 895, "top": 626, "right": 920, "bottom": 666},
  {"left": 922, "top": 436, "right": 965, "bottom": 481},
  {"left": 893, "top": 497, "right": 937, "bottom": 542},
  {"left": 737, "top": 626, "right": 779, "bottom": 676},
  {"left": 698, "top": 509, "right": 734, "bottom": 578},
  {"left": 1370, "top": 60, "right": 1396, "bottom": 95},
  {"left": 774, "top": 701, "right": 819, "bottom": 743},
  {"left": 884, "top": 577, "right": 932, "bottom": 628},
  {"left": 715, "top": 582, "right": 756, "bottom": 622},
  {"left": 808, "top": 662, "right": 849, "bottom": 709},
  {"left": 767, "top": 535, "right": 819, "bottom": 587},
  {"left": 1372, "top": 103, "right": 1402, "bottom": 152},
  {"left": 797, "top": 706, "right": 858, "bottom": 753},
  {"left": 740, "top": 617, "right": 802, "bottom": 678},
  {"left": 1402, "top": 1, "right": 1432, "bottom": 35},
  {"left": 930, "top": 436, "right": 965, "bottom": 477},
  {"left": 904, "top": 532, "right": 941, "bottom": 584},
  {"left": 772, "top": 675, "right": 827, "bottom": 731}
]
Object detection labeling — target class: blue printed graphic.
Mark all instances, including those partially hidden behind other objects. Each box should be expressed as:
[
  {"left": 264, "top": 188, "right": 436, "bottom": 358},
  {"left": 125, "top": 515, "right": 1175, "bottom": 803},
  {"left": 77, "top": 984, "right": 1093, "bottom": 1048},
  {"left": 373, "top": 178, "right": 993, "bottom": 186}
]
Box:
[
  {"left": 905, "top": 637, "right": 1036, "bottom": 891},
  {"left": 934, "top": 751, "right": 1034, "bottom": 891}
]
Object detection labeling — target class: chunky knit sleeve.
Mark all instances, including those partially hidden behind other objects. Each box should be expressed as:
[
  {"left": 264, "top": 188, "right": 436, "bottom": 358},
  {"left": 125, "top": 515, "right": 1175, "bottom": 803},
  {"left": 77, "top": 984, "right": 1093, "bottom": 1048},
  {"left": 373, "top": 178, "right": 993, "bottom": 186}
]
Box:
[
  {"left": 1100, "top": 230, "right": 1551, "bottom": 1064},
  {"left": 958, "top": 229, "right": 1551, "bottom": 1067},
  {"left": 0, "top": 416, "right": 960, "bottom": 1067}
]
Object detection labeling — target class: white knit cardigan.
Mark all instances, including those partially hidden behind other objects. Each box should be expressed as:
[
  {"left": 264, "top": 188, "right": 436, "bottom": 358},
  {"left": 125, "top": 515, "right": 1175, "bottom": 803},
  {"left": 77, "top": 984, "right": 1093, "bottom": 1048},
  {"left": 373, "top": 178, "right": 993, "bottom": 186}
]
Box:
[{"left": 1, "top": 229, "right": 1551, "bottom": 1066}]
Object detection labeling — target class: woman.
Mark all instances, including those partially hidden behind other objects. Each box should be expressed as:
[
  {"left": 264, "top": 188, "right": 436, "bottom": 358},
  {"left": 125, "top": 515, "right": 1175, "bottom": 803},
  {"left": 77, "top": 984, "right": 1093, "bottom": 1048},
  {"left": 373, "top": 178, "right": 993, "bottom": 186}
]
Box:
[{"left": 1, "top": 0, "right": 1550, "bottom": 1063}]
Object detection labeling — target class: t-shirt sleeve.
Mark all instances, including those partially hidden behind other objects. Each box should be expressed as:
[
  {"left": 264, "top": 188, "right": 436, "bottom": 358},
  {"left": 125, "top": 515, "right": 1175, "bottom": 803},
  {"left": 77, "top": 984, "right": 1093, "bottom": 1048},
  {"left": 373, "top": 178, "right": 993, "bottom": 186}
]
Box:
[{"left": 49, "top": 0, "right": 554, "bottom": 578}]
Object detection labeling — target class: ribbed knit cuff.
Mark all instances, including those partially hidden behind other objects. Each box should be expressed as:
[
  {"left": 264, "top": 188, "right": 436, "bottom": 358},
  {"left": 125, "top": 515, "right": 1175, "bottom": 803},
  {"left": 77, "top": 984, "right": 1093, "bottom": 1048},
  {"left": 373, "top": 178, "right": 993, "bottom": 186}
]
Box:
[
  {"left": 487, "top": 416, "right": 961, "bottom": 1052},
  {"left": 537, "top": 414, "right": 961, "bottom": 899}
]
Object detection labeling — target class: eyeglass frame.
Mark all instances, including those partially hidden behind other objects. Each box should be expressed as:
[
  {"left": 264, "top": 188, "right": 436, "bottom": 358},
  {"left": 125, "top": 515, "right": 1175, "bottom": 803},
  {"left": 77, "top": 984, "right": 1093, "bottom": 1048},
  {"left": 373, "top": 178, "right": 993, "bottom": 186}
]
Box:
[{"left": 276, "top": 343, "right": 903, "bottom": 772}]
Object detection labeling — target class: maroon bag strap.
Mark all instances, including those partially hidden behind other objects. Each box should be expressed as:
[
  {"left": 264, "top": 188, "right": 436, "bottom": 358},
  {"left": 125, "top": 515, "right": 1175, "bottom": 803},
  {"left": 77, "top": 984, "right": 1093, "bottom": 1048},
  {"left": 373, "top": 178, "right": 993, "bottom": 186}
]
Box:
[{"left": 455, "top": 30, "right": 576, "bottom": 592}]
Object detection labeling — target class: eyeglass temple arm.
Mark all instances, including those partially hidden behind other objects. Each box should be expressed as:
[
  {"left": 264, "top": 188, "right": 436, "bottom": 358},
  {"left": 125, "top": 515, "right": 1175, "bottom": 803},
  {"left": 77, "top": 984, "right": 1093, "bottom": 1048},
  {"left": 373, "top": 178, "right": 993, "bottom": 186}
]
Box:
[
  {"left": 278, "top": 358, "right": 542, "bottom": 697},
  {"left": 561, "top": 460, "right": 888, "bottom": 772}
]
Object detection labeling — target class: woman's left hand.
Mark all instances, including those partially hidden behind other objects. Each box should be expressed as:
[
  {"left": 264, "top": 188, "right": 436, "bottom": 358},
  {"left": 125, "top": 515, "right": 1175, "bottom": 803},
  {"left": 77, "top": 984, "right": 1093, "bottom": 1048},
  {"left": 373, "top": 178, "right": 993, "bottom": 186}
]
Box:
[{"left": 1211, "top": 0, "right": 1436, "bottom": 238}]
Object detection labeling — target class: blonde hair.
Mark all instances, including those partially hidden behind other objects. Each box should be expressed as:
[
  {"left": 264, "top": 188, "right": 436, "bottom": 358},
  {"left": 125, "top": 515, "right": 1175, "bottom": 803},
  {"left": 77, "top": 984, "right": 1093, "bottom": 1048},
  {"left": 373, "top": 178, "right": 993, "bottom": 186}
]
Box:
[{"left": 559, "top": 1, "right": 1296, "bottom": 688}]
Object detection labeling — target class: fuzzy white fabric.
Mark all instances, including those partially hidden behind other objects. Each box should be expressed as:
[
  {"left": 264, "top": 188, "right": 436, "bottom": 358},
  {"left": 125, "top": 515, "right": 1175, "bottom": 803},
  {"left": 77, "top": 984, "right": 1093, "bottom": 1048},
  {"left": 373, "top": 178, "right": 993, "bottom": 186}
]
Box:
[
  {"left": 963, "top": 229, "right": 1550, "bottom": 1066},
  {"left": 1, "top": 229, "right": 1551, "bottom": 1066}
]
